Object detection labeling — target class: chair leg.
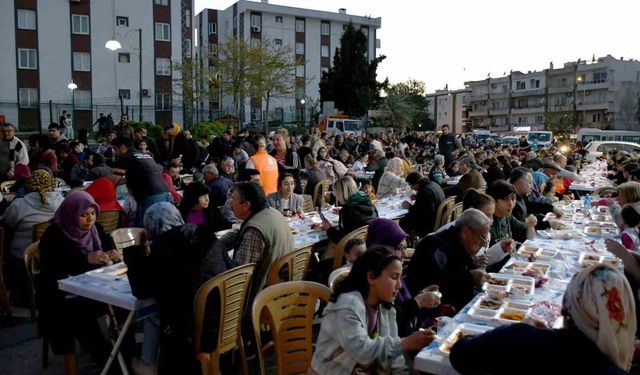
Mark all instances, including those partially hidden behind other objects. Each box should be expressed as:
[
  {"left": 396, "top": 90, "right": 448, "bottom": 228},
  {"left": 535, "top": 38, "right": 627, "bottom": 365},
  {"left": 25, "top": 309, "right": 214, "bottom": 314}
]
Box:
[
  {"left": 62, "top": 353, "right": 77, "bottom": 375},
  {"left": 0, "top": 286, "right": 12, "bottom": 317},
  {"left": 42, "top": 338, "right": 49, "bottom": 368},
  {"left": 238, "top": 336, "right": 249, "bottom": 375}
]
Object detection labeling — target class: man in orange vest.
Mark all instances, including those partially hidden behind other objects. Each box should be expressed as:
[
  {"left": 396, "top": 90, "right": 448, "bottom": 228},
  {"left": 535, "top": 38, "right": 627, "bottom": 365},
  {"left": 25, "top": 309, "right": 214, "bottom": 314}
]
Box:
[{"left": 245, "top": 135, "right": 278, "bottom": 194}]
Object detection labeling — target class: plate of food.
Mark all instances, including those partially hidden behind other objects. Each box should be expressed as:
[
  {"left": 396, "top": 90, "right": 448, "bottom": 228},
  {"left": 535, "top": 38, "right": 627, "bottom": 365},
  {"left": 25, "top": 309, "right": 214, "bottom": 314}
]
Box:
[
  {"left": 86, "top": 263, "right": 128, "bottom": 280},
  {"left": 482, "top": 273, "right": 535, "bottom": 297},
  {"left": 538, "top": 229, "right": 582, "bottom": 240},
  {"left": 584, "top": 221, "right": 617, "bottom": 229},
  {"left": 438, "top": 323, "right": 492, "bottom": 355},
  {"left": 468, "top": 297, "right": 531, "bottom": 325},
  {"left": 502, "top": 260, "right": 551, "bottom": 278},
  {"left": 578, "top": 252, "right": 622, "bottom": 268},
  {"left": 515, "top": 244, "right": 557, "bottom": 261},
  {"left": 584, "top": 226, "right": 617, "bottom": 238}
]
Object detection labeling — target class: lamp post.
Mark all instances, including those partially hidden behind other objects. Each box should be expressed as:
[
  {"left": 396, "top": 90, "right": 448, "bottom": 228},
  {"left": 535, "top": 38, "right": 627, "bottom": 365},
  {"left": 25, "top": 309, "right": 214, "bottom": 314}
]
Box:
[
  {"left": 106, "top": 28, "right": 143, "bottom": 122},
  {"left": 300, "top": 98, "right": 306, "bottom": 127},
  {"left": 67, "top": 81, "right": 77, "bottom": 130},
  {"left": 576, "top": 75, "right": 586, "bottom": 127}
]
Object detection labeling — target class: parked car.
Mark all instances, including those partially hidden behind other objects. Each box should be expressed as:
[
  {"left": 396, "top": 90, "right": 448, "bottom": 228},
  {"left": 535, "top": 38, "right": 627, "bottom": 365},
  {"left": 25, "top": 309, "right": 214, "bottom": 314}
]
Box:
[
  {"left": 584, "top": 141, "right": 640, "bottom": 161},
  {"left": 501, "top": 136, "right": 520, "bottom": 146}
]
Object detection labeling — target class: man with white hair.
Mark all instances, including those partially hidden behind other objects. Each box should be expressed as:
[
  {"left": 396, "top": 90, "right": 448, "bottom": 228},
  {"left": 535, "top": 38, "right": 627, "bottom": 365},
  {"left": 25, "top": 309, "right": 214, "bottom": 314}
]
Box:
[
  {"left": 376, "top": 157, "right": 409, "bottom": 198},
  {"left": 405, "top": 208, "right": 491, "bottom": 310},
  {"left": 203, "top": 164, "right": 234, "bottom": 206},
  {"left": 219, "top": 157, "right": 236, "bottom": 182}
]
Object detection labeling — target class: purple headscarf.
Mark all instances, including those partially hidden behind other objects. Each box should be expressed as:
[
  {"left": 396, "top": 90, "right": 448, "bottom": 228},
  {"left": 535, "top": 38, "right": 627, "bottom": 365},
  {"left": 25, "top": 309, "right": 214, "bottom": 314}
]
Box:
[{"left": 52, "top": 191, "right": 102, "bottom": 254}]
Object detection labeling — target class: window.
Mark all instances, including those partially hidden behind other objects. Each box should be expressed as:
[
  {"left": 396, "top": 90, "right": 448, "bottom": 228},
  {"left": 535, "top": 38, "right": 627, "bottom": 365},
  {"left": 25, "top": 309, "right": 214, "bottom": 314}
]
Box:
[
  {"left": 295, "top": 18, "right": 305, "bottom": 32},
  {"left": 529, "top": 79, "right": 540, "bottom": 88},
  {"left": 250, "top": 14, "right": 261, "bottom": 29},
  {"left": 296, "top": 64, "right": 305, "bottom": 77},
  {"left": 17, "top": 9, "right": 36, "bottom": 30},
  {"left": 155, "top": 23, "right": 170, "bottom": 41},
  {"left": 274, "top": 39, "right": 282, "bottom": 46},
  {"left": 295, "top": 42, "right": 304, "bottom": 55},
  {"left": 208, "top": 21, "right": 216, "bottom": 34},
  {"left": 251, "top": 107, "right": 262, "bottom": 121},
  {"left": 275, "top": 16, "right": 283, "bottom": 23},
  {"left": 118, "top": 53, "right": 130, "bottom": 63},
  {"left": 74, "top": 90, "right": 91, "bottom": 109},
  {"left": 518, "top": 98, "right": 527, "bottom": 108},
  {"left": 183, "top": 39, "right": 191, "bottom": 58},
  {"left": 18, "top": 48, "right": 37, "bottom": 69},
  {"left": 19, "top": 88, "right": 38, "bottom": 107},
  {"left": 594, "top": 71, "right": 608, "bottom": 83},
  {"left": 321, "top": 45, "right": 329, "bottom": 57},
  {"left": 321, "top": 22, "right": 330, "bottom": 35},
  {"left": 209, "top": 43, "right": 218, "bottom": 57},
  {"left": 71, "top": 14, "right": 89, "bottom": 34},
  {"left": 118, "top": 89, "right": 130, "bottom": 99},
  {"left": 156, "top": 58, "right": 171, "bottom": 76},
  {"left": 154, "top": 0, "right": 168, "bottom": 5},
  {"left": 156, "top": 93, "right": 171, "bottom": 110},
  {"left": 536, "top": 115, "right": 544, "bottom": 124},
  {"left": 593, "top": 113, "right": 602, "bottom": 122},
  {"left": 73, "top": 52, "right": 91, "bottom": 71},
  {"left": 116, "top": 16, "right": 128, "bottom": 27},
  {"left": 516, "top": 81, "right": 525, "bottom": 90}
]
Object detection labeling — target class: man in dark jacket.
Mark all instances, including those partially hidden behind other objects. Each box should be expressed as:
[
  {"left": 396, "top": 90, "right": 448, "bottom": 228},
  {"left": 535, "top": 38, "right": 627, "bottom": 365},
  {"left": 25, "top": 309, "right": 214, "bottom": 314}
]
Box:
[
  {"left": 509, "top": 167, "right": 562, "bottom": 228},
  {"left": 172, "top": 129, "right": 199, "bottom": 172},
  {"left": 438, "top": 124, "right": 462, "bottom": 166},
  {"left": 401, "top": 172, "right": 446, "bottom": 237},
  {"left": 405, "top": 209, "right": 491, "bottom": 311}
]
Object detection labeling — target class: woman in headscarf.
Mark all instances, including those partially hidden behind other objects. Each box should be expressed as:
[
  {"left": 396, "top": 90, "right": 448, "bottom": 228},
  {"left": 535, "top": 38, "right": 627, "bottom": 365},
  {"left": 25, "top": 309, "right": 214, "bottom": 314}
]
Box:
[
  {"left": 3, "top": 169, "right": 64, "bottom": 261},
  {"left": 450, "top": 264, "right": 636, "bottom": 374},
  {"left": 138, "top": 202, "right": 231, "bottom": 374},
  {"left": 85, "top": 176, "right": 124, "bottom": 212},
  {"left": 38, "top": 191, "right": 118, "bottom": 371},
  {"left": 177, "top": 181, "right": 230, "bottom": 231}
]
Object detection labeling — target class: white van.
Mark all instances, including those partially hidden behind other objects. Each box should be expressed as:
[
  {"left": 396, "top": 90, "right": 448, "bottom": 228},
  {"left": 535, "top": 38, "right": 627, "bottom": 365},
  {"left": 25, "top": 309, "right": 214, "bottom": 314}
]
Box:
[{"left": 527, "top": 131, "right": 553, "bottom": 147}]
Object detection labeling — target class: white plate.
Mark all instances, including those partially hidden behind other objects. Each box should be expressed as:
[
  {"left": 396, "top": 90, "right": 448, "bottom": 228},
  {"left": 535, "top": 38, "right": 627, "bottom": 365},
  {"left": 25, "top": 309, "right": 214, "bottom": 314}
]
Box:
[
  {"left": 85, "top": 263, "right": 128, "bottom": 280},
  {"left": 538, "top": 229, "right": 582, "bottom": 240},
  {"left": 483, "top": 273, "right": 535, "bottom": 297},
  {"left": 578, "top": 252, "right": 622, "bottom": 269}
]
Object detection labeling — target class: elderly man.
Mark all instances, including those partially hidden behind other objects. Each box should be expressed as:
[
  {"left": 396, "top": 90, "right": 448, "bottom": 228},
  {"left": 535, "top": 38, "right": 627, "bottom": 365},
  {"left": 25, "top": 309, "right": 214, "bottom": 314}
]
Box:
[
  {"left": 405, "top": 208, "right": 491, "bottom": 310},
  {"left": 202, "top": 164, "right": 234, "bottom": 206},
  {"left": 0, "top": 123, "right": 29, "bottom": 181},
  {"left": 219, "top": 157, "right": 236, "bottom": 182},
  {"left": 445, "top": 156, "right": 483, "bottom": 199},
  {"left": 227, "top": 182, "right": 294, "bottom": 294},
  {"left": 509, "top": 167, "right": 562, "bottom": 228},
  {"left": 245, "top": 135, "right": 278, "bottom": 195},
  {"left": 376, "top": 157, "right": 409, "bottom": 198}
]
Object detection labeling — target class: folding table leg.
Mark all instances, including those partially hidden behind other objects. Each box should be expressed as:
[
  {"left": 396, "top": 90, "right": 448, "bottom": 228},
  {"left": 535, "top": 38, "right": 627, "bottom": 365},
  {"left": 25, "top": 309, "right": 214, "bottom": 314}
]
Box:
[{"left": 100, "top": 310, "right": 135, "bottom": 375}]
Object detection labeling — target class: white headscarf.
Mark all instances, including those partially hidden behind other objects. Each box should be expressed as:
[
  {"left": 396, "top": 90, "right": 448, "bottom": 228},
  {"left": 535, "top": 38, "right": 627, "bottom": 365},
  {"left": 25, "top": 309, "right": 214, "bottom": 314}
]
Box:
[{"left": 563, "top": 264, "right": 637, "bottom": 370}]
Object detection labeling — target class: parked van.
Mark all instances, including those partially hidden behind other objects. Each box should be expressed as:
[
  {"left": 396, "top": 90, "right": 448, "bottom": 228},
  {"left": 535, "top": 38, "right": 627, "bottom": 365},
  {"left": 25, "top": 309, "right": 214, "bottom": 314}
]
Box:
[
  {"left": 527, "top": 131, "right": 553, "bottom": 147},
  {"left": 318, "top": 115, "right": 364, "bottom": 137}
]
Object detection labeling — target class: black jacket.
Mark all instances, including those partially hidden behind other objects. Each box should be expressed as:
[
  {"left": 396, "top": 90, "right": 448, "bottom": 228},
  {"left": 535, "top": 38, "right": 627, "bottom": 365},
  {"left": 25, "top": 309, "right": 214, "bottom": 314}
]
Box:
[
  {"left": 400, "top": 180, "right": 446, "bottom": 237},
  {"left": 513, "top": 193, "right": 552, "bottom": 230},
  {"left": 327, "top": 195, "right": 379, "bottom": 243}
]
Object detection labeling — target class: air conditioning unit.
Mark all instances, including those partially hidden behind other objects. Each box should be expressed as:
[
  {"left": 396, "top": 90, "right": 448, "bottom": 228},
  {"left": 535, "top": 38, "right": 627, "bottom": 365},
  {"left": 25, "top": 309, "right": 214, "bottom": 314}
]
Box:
[
  {"left": 142, "top": 89, "right": 150, "bottom": 97},
  {"left": 251, "top": 26, "right": 261, "bottom": 32}
]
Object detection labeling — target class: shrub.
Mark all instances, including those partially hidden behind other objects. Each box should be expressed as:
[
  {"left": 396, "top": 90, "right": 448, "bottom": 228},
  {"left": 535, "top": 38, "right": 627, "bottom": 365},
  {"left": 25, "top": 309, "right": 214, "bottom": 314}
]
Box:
[{"left": 191, "top": 122, "right": 227, "bottom": 139}]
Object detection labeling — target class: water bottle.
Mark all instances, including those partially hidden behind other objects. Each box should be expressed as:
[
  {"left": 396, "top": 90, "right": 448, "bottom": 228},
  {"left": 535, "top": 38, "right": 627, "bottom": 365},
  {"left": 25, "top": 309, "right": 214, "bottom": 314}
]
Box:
[{"left": 583, "top": 193, "right": 591, "bottom": 209}]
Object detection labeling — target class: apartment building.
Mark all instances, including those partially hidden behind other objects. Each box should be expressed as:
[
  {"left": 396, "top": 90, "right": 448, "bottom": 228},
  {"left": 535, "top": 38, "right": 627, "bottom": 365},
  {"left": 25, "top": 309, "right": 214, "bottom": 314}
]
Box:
[
  {"left": 0, "top": 0, "right": 192, "bottom": 132},
  {"left": 463, "top": 55, "right": 640, "bottom": 132},
  {"left": 425, "top": 88, "right": 471, "bottom": 134},
  {"left": 194, "top": 0, "right": 382, "bottom": 125}
]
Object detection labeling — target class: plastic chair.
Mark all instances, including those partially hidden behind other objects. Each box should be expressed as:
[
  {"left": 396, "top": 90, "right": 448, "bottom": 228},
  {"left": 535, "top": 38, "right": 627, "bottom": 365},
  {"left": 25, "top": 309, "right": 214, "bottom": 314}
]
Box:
[
  {"left": 24, "top": 241, "right": 52, "bottom": 368},
  {"left": 332, "top": 225, "right": 368, "bottom": 271},
  {"left": 441, "top": 202, "right": 463, "bottom": 226},
  {"left": 265, "top": 247, "right": 312, "bottom": 287},
  {"left": 194, "top": 263, "right": 255, "bottom": 375},
  {"left": 55, "top": 177, "right": 68, "bottom": 188},
  {"left": 95, "top": 210, "right": 121, "bottom": 234},
  {"left": 0, "top": 228, "right": 11, "bottom": 318},
  {"left": 433, "top": 197, "right": 455, "bottom": 231},
  {"left": 312, "top": 179, "right": 330, "bottom": 207},
  {"left": 32, "top": 222, "right": 51, "bottom": 243},
  {"left": 301, "top": 194, "right": 314, "bottom": 213},
  {"left": 0, "top": 180, "right": 15, "bottom": 193},
  {"left": 328, "top": 267, "right": 350, "bottom": 292},
  {"left": 111, "top": 228, "right": 145, "bottom": 253},
  {"left": 251, "top": 281, "right": 331, "bottom": 375}
]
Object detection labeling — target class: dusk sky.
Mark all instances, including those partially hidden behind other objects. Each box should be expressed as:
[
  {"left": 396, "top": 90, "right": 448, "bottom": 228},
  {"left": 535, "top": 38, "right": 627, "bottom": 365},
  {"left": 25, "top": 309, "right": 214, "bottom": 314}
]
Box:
[{"left": 195, "top": 0, "right": 639, "bottom": 92}]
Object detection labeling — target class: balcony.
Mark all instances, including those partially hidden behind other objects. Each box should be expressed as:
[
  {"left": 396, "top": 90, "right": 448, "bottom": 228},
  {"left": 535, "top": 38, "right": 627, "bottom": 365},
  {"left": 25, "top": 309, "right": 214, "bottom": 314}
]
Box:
[
  {"left": 548, "top": 85, "right": 574, "bottom": 94},
  {"left": 489, "top": 91, "right": 509, "bottom": 99},
  {"left": 576, "top": 101, "right": 612, "bottom": 112},
  {"left": 511, "top": 106, "right": 545, "bottom": 115},
  {"left": 547, "top": 105, "right": 574, "bottom": 112},
  {"left": 489, "top": 108, "right": 508, "bottom": 116},
  {"left": 469, "top": 93, "right": 489, "bottom": 101},
  {"left": 469, "top": 109, "right": 489, "bottom": 117},
  {"left": 577, "top": 80, "right": 612, "bottom": 91},
  {"left": 511, "top": 88, "right": 545, "bottom": 97}
]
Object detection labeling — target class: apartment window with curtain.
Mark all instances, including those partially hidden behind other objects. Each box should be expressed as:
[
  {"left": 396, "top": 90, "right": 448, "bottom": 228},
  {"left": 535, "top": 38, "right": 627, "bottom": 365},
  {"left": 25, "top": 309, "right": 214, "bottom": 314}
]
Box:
[
  {"left": 321, "top": 45, "right": 329, "bottom": 58},
  {"left": 295, "top": 42, "right": 304, "bottom": 55},
  {"left": 71, "top": 14, "right": 89, "bottom": 34},
  {"left": 17, "top": 9, "right": 36, "bottom": 30},
  {"left": 156, "top": 58, "right": 171, "bottom": 76},
  {"left": 208, "top": 22, "right": 216, "bottom": 34},
  {"left": 18, "top": 48, "right": 37, "bottom": 69},
  {"left": 73, "top": 52, "right": 91, "bottom": 72},
  {"left": 75, "top": 90, "right": 92, "bottom": 109},
  {"left": 19, "top": 88, "right": 38, "bottom": 107},
  {"left": 295, "top": 18, "right": 305, "bottom": 32},
  {"left": 155, "top": 23, "right": 170, "bottom": 41},
  {"left": 321, "top": 22, "right": 330, "bottom": 35},
  {"left": 156, "top": 93, "right": 171, "bottom": 110}
]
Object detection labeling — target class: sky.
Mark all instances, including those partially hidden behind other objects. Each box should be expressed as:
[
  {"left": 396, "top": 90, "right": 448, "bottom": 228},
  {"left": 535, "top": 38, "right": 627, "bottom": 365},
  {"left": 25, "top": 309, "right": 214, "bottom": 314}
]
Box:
[{"left": 195, "top": 0, "right": 639, "bottom": 93}]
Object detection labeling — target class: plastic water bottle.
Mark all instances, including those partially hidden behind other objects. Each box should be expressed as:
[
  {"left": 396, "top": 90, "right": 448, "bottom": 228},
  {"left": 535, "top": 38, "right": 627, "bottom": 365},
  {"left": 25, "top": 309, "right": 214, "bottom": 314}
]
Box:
[{"left": 584, "top": 193, "right": 591, "bottom": 209}]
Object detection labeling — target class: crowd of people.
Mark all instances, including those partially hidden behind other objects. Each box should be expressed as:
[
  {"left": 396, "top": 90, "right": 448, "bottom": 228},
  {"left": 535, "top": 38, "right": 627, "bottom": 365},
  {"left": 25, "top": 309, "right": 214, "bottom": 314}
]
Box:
[{"left": 1, "top": 118, "right": 639, "bottom": 374}]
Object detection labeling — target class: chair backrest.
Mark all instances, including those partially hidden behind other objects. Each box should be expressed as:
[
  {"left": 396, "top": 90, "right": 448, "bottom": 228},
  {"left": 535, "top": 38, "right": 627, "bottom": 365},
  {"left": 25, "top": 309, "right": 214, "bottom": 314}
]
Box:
[
  {"left": 301, "top": 194, "right": 314, "bottom": 213},
  {"left": 328, "top": 266, "right": 350, "bottom": 292},
  {"left": 194, "top": 263, "right": 255, "bottom": 375},
  {"left": 55, "top": 177, "right": 68, "bottom": 188},
  {"left": 0, "top": 181, "right": 15, "bottom": 193},
  {"left": 32, "top": 222, "right": 51, "bottom": 242},
  {"left": 441, "top": 202, "right": 463, "bottom": 227},
  {"left": 300, "top": 179, "right": 308, "bottom": 193},
  {"left": 96, "top": 210, "right": 121, "bottom": 234},
  {"left": 265, "top": 247, "right": 312, "bottom": 287},
  {"left": 252, "top": 281, "right": 331, "bottom": 375},
  {"left": 332, "top": 225, "right": 368, "bottom": 271},
  {"left": 312, "top": 179, "right": 329, "bottom": 207},
  {"left": 111, "top": 228, "right": 146, "bottom": 252},
  {"left": 433, "top": 196, "right": 455, "bottom": 231},
  {"left": 24, "top": 241, "right": 40, "bottom": 296}
]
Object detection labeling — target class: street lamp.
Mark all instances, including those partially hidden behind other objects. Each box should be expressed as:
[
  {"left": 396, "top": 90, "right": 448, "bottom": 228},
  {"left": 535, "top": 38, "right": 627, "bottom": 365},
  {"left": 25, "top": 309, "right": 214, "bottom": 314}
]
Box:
[
  {"left": 68, "top": 81, "right": 77, "bottom": 130},
  {"left": 576, "top": 75, "right": 586, "bottom": 127},
  {"left": 300, "top": 99, "right": 306, "bottom": 127},
  {"left": 106, "top": 28, "right": 143, "bottom": 122}
]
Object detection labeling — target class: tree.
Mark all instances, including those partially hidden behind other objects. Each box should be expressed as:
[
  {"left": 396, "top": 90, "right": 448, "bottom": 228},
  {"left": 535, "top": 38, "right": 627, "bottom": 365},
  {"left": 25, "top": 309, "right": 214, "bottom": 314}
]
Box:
[
  {"left": 319, "top": 23, "right": 387, "bottom": 117},
  {"left": 171, "top": 56, "right": 219, "bottom": 125},
  {"left": 381, "top": 80, "right": 433, "bottom": 131},
  {"left": 214, "top": 37, "right": 251, "bottom": 120},
  {"left": 246, "top": 39, "right": 298, "bottom": 131},
  {"left": 544, "top": 111, "right": 577, "bottom": 137}
]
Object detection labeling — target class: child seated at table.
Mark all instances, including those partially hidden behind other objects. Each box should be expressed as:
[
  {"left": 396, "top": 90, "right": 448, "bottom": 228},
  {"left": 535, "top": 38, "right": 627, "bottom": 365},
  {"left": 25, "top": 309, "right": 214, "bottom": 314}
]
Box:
[
  {"left": 619, "top": 204, "right": 640, "bottom": 252},
  {"left": 359, "top": 179, "right": 376, "bottom": 200},
  {"left": 344, "top": 238, "right": 366, "bottom": 266}
]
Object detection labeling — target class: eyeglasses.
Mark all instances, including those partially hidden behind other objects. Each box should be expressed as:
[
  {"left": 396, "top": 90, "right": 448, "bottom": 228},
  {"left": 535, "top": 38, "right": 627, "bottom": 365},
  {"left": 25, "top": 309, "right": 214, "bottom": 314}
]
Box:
[{"left": 476, "top": 231, "right": 490, "bottom": 246}]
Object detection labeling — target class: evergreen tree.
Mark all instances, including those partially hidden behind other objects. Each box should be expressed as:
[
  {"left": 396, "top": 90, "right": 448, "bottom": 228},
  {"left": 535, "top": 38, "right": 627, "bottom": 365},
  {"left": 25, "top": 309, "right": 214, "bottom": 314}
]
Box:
[{"left": 319, "top": 24, "right": 387, "bottom": 117}]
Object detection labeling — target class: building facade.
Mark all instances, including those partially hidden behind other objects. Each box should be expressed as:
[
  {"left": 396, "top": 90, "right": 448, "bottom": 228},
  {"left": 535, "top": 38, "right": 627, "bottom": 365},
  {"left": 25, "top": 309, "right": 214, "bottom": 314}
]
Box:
[
  {"left": 194, "top": 0, "right": 381, "bottom": 126},
  {"left": 0, "top": 0, "right": 192, "bottom": 132},
  {"left": 425, "top": 88, "right": 471, "bottom": 134},
  {"left": 462, "top": 55, "right": 640, "bottom": 132}
]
